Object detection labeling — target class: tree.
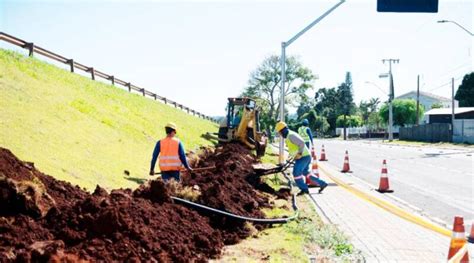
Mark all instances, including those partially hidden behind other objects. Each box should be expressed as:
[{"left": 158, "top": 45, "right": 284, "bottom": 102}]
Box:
[
  {"left": 241, "top": 55, "right": 315, "bottom": 130},
  {"left": 337, "top": 72, "right": 356, "bottom": 139},
  {"left": 359, "top": 97, "right": 381, "bottom": 125},
  {"left": 313, "top": 73, "right": 356, "bottom": 134},
  {"left": 359, "top": 101, "right": 370, "bottom": 124},
  {"left": 368, "top": 111, "right": 384, "bottom": 130},
  {"left": 314, "top": 87, "right": 340, "bottom": 131},
  {"left": 338, "top": 72, "right": 356, "bottom": 116},
  {"left": 336, "top": 115, "right": 362, "bottom": 127},
  {"left": 431, "top": 102, "right": 443, "bottom": 109},
  {"left": 313, "top": 116, "right": 330, "bottom": 135},
  {"left": 296, "top": 101, "right": 314, "bottom": 120},
  {"left": 454, "top": 72, "right": 474, "bottom": 107},
  {"left": 368, "top": 98, "right": 381, "bottom": 113},
  {"left": 379, "top": 99, "right": 424, "bottom": 127},
  {"left": 299, "top": 109, "right": 330, "bottom": 135}
]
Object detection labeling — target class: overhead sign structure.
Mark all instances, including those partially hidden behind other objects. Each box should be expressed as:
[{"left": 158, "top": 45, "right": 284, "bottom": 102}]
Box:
[{"left": 377, "top": 0, "right": 439, "bottom": 13}]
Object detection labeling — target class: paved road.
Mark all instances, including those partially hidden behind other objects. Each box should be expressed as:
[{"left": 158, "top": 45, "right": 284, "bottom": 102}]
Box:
[{"left": 313, "top": 139, "right": 474, "bottom": 225}]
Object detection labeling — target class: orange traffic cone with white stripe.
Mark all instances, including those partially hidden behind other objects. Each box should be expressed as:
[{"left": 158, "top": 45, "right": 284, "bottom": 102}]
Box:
[
  {"left": 468, "top": 223, "right": 474, "bottom": 244},
  {"left": 311, "top": 147, "right": 317, "bottom": 160},
  {"left": 319, "top": 145, "right": 328, "bottom": 161},
  {"left": 341, "top": 150, "right": 352, "bottom": 173},
  {"left": 307, "top": 158, "right": 320, "bottom": 187},
  {"left": 377, "top": 160, "right": 393, "bottom": 193},
  {"left": 447, "top": 216, "right": 469, "bottom": 262}
]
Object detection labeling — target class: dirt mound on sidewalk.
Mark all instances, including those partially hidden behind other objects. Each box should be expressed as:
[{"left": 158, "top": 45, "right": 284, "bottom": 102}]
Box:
[{"left": 0, "top": 143, "right": 279, "bottom": 261}]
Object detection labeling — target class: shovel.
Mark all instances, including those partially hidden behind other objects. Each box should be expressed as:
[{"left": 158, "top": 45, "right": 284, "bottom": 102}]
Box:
[{"left": 252, "top": 158, "right": 294, "bottom": 176}]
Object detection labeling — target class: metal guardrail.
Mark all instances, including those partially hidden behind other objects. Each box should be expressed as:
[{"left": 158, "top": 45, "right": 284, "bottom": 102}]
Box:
[{"left": 0, "top": 32, "right": 217, "bottom": 123}]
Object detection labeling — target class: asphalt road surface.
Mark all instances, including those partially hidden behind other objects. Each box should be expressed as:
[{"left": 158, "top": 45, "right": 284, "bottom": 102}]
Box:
[{"left": 313, "top": 139, "right": 474, "bottom": 225}]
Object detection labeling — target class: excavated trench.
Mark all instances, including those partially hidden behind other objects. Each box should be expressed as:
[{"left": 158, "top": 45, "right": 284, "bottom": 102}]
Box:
[{"left": 0, "top": 143, "right": 291, "bottom": 262}]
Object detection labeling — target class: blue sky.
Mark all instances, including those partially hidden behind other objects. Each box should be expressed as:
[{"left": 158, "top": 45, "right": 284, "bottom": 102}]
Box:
[{"left": 1, "top": 0, "right": 472, "bottom": 116}]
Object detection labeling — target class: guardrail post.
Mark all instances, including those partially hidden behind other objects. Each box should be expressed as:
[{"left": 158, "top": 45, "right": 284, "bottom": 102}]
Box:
[
  {"left": 88, "top": 67, "right": 95, "bottom": 80},
  {"left": 153, "top": 94, "right": 157, "bottom": 100},
  {"left": 192, "top": 110, "right": 195, "bottom": 116},
  {"left": 110, "top": 76, "right": 115, "bottom": 86},
  {"left": 127, "top": 83, "right": 131, "bottom": 92},
  {"left": 173, "top": 102, "right": 177, "bottom": 108},
  {"left": 186, "top": 108, "right": 190, "bottom": 114},
  {"left": 24, "top": 42, "right": 34, "bottom": 57},
  {"left": 67, "top": 59, "right": 74, "bottom": 72},
  {"left": 180, "top": 105, "right": 183, "bottom": 110},
  {"left": 163, "top": 98, "right": 167, "bottom": 104},
  {"left": 141, "top": 88, "right": 145, "bottom": 96}
]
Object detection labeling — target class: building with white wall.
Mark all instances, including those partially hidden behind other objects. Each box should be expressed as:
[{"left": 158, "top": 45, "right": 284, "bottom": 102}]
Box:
[{"left": 396, "top": 91, "right": 458, "bottom": 111}]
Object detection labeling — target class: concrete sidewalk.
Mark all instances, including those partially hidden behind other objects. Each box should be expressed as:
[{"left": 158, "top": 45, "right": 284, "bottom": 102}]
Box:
[{"left": 309, "top": 161, "right": 456, "bottom": 262}]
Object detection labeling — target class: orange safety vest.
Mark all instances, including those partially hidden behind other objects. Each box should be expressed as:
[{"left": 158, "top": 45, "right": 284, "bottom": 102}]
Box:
[{"left": 159, "top": 137, "right": 182, "bottom": 171}]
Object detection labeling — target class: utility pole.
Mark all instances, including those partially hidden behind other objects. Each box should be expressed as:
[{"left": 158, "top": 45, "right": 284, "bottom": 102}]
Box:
[
  {"left": 416, "top": 75, "right": 420, "bottom": 125},
  {"left": 278, "top": 0, "right": 345, "bottom": 164},
  {"left": 452, "top": 78, "right": 455, "bottom": 130},
  {"left": 343, "top": 111, "right": 347, "bottom": 140},
  {"left": 382, "top": 59, "right": 399, "bottom": 141}
]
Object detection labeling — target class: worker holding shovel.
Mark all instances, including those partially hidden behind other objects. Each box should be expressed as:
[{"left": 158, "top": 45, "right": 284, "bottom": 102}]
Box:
[
  {"left": 275, "top": 121, "right": 327, "bottom": 195},
  {"left": 149, "top": 122, "right": 192, "bottom": 182}
]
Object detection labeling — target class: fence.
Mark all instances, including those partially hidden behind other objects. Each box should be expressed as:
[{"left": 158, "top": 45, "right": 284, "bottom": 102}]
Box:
[
  {"left": 336, "top": 127, "right": 367, "bottom": 136},
  {"left": 453, "top": 119, "right": 474, "bottom": 144},
  {"left": 0, "top": 32, "right": 216, "bottom": 123},
  {"left": 399, "top": 123, "right": 452, "bottom": 142}
]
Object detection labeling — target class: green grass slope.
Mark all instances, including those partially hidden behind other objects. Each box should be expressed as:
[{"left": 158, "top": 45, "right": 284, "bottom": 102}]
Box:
[{"left": 0, "top": 49, "right": 217, "bottom": 190}]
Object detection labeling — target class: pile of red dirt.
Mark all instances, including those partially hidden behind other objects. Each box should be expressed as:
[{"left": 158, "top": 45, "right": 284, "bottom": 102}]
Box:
[
  {"left": 184, "top": 143, "right": 268, "bottom": 217},
  {"left": 0, "top": 143, "right": 283, "bottom": 261},
  {"left": 0, "top": 147, "right": 225, "bottom": 262},
  {"left": 183, "top": 143, "right": 276, "bottom": 244}
]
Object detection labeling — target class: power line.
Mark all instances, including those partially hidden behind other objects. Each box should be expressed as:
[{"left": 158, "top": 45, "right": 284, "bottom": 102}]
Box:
[
  {"left": 428, "top": 76, "right": 464, "bottom": 92},
  {"left": 423, "top": 63, "right": 471, "bottom": 88}
]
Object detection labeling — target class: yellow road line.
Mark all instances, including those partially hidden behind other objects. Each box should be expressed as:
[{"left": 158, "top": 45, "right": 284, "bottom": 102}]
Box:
[{"left": 318, "top": 165, "right": 452, "bottom": 238}]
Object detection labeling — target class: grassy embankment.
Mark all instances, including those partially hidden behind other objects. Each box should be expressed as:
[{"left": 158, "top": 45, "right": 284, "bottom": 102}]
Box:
[{"left": 0, "top": 49, "right": 217, "bottom": 191}]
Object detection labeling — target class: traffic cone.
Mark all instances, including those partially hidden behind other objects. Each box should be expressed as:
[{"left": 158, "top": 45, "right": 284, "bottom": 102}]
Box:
[
  {"left": 319, "top": 145, "right": 328, "bottom": 161},
  {"left": 306, "top": 158, "right": 320, "bottom": 187},
  {"left": 377, "top": 160, "right": 393, "bottom": 193},
  {"left": 311, "top": 147, "right": 317, "bottom": 160},
  {"left": 341, "top": 150, "right": 352, "bottom": 173},
  {"left": 447, "top": 216, "right": 469, "bottom": 262},
  {"left": 468, "top": 223, "right": 474, "bottom": 243}
]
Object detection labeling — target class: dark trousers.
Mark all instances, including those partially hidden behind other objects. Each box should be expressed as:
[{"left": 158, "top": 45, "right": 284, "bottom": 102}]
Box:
[{"left": 161, "top": 171, "right": 180, "bottom": 182}]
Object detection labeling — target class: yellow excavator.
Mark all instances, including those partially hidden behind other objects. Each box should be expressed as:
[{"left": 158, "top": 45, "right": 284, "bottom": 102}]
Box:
[{"left": 204, "top": 97, "right": 267, "bottom": 157}]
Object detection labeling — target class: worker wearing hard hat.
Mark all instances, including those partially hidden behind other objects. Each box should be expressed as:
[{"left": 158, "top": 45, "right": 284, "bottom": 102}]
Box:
[
  {"left": 275, "top": 121, "right": 327, "bottom": 195},
  {"left": 298, "top": 119, "right": 314, "bottom": 149},
  {"left": 149, "top": 122, "right": 192, "bottom": 182}
]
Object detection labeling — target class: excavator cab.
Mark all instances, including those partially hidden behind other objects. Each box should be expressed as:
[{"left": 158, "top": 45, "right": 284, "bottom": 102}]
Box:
[{"left": 208, "top": 98, "right": 267, "bottom": 157}]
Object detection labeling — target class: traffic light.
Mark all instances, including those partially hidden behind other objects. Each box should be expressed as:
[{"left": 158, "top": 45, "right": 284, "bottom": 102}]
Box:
[{"left": 377, "top": 0, "right": 439, "bottom": 13}]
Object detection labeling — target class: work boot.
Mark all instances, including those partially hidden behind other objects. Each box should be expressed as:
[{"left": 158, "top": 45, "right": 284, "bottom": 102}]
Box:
[
  {"left": 297, "top": 189, "right": 309, "bottom": 196},
  {"left": 318, "top": 184, "right": 327, "bottom": 194}
]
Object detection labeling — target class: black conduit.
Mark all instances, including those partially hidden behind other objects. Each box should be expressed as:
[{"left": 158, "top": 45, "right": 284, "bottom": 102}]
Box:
[{"left": 172, "top": 171, "right": 299, "bottom": 224}]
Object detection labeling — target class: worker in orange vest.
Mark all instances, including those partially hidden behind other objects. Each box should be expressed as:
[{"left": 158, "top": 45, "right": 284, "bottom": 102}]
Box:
[{"left": 149, "top": 122, "right": 192, "bottom": 182}]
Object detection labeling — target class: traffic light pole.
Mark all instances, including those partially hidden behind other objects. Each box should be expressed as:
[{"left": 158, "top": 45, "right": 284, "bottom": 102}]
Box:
[{"left": 279, "top": 0, "right": 345, "bottom": 164}]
